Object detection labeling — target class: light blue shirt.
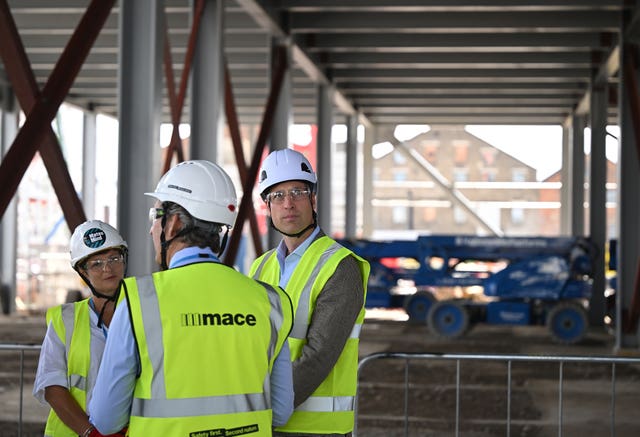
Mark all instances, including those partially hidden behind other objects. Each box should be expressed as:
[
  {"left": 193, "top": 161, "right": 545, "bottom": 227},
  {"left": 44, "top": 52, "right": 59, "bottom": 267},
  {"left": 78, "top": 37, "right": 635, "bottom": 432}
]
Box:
[
  {"left": 276, "top": 227, "right": 321, "bottom": 289},
  {"left": 89, "top": 246, "right": 294, "bottom": 433}
]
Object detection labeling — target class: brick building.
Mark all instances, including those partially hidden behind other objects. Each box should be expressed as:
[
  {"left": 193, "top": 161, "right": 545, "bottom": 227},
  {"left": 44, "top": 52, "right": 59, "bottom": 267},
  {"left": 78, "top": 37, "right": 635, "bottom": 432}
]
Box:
[{"left": 372, "top": 125, "right": 550, "bottom": 236}]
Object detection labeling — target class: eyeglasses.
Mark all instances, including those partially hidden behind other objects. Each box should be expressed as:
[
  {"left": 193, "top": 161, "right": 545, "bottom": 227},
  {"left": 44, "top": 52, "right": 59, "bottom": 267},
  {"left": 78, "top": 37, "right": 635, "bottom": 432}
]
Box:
[
  {"left": 266, "top": 188, "right": 311, "bottom": 204},
  {"left": 86, "top": 254, "right": 125, "bottom": 272},
  {"left": 149, "top": 207, "right": 165, "bottom": 224}
]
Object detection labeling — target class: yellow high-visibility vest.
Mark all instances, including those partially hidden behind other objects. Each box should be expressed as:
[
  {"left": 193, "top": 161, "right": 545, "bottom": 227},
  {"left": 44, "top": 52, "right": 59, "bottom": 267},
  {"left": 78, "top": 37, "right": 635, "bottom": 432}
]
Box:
[
  {"left": 250, "top": 236, "right": 369, "bottom": 434},
  {"left": 44, "top": 299, "right": 92, "bottom": 437},
  {"left": 125, "top": 263, "right": 293, "bottom": 436}
]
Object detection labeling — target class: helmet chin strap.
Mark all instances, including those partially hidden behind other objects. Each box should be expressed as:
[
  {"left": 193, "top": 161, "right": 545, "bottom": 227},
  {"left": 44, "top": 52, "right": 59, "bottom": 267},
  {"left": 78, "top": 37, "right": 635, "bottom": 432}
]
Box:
[
  {"left": 270, "top": 217, "right": 316, "bottom": 238},
  {"left": 159, "top": 213, "right": 195, "bottom": 270},
  {"left": 219, "top": 226, "right": 230, "bottom": 257},
  {"left": 75, "top": 270, "right": 123, "bottom": 329}
]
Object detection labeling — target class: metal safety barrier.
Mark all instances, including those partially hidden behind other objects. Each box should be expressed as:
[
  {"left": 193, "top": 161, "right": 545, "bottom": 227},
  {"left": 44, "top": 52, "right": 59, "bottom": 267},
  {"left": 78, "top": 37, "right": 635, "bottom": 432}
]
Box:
[
  {"left": 355, "top": 352, "right": 640, "bottom": 437},
  {"left": 4, "top": 344, "right": 640, "bottom": 436},
  {"left": 0, "top": 344, "right": 42, "bottom": 437}
]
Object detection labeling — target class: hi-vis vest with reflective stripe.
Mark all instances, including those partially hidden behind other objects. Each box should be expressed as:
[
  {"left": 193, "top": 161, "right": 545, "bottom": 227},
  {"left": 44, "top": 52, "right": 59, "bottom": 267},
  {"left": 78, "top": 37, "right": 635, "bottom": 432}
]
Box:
[
  {"left": 250, "top": 236, "right": 369, "bottom": 435},
  {"left": 125, "top": 262, "right": 293, "bottom": 437},
  {"left": 44, "top": 299, "right": 93, "bottom": 437}
]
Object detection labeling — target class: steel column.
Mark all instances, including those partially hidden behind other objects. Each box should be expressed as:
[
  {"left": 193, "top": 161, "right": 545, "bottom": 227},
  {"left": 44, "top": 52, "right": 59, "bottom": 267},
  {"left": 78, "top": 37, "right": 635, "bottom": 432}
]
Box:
[
  {"left": 571, "top": 115, "right": 586, "bottom": 237},
  {"left": 317, "top": 84, "right": 334, "bottom": 235},
  {"left": 560, "top": 122, "right": 571, "bottom": 235},
  {"left": 190, "top": 0, "right": 224, "bottom": 163},
  {"left": 361, "top": 125, "right": 375, "bottom": 238},
  {"left": 117, "top": 0, "right": 164, "bottom": 276},
  {"left": 345, "top": 113, "right": 358, "bottom": 238},
  {"left": 0, "top": 86, "right": 17, "bottom": 314},
  {"left": 588, "top": 75, "right": 608, "bottom": 328},
  {"left": 618, "top": 43, "right": 640, "bottom": 343},
  {"left": 82, "top": 111, "right": 97, "bottom": 218}
]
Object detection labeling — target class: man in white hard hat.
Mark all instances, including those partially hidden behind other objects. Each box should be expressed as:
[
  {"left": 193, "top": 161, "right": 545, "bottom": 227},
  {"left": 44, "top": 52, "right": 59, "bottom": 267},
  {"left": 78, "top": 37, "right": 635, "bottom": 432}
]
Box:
[
  {"left": 89, "top": 160, "right": 294, "bottom": 436},
  {"left": 250, "top": 149, "right": 370, "bottom": 436},
  {"left": 34, "top": 220, "right": 129, "bottom": 436}
]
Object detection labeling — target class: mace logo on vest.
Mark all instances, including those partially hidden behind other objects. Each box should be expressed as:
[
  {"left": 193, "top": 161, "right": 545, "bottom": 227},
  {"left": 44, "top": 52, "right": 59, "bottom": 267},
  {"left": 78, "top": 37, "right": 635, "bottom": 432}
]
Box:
[{"left": 181, "top": 312, "right": 257, "bottom": 327}]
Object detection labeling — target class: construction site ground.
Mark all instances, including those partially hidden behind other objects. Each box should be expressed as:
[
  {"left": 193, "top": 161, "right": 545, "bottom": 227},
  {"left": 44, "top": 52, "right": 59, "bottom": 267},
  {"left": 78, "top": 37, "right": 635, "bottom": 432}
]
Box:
[{"left": 2, "top": 309, "right": 640, "bottom": 437}]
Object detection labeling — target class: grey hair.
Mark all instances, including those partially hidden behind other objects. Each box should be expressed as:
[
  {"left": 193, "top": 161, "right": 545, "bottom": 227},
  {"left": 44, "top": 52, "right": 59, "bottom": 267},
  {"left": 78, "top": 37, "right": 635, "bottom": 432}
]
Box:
[{"left": 163, "top": 202, "right": 223, "bottom": 253}]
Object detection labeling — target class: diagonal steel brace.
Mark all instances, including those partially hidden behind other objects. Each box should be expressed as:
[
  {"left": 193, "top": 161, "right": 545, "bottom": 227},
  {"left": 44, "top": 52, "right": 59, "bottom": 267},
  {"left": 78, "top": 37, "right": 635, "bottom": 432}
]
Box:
[
  {"left": 0, "top": 0, "right": 115, "bottom": 229},
  {"left": 224, "top": 63, "right": 263, "bottom": 257},
  {"left": 223, "top": 45, "right": 288, "bottom": 266},
  {"left": 161, "top": 0, "right": 206, "bottom": 174}
]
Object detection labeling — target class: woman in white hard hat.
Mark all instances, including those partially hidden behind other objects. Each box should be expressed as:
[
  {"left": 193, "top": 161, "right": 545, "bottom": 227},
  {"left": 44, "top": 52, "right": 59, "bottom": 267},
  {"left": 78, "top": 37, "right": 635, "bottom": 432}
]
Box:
[{"left": 34, "top": 220, "right": 128, "bottom": 437}]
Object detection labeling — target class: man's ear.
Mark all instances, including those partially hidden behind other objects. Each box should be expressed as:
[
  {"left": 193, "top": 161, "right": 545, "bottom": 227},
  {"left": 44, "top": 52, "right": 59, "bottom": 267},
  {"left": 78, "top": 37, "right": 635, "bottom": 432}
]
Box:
[{"left": 163, "top": 214, "right": 182, "bottom": 240}]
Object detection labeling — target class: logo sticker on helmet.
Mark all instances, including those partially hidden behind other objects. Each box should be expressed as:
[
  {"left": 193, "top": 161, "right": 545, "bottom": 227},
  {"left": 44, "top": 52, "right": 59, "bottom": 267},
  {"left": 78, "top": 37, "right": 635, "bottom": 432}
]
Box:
[
  {"left": 83, "top": 228, "right": 107, "bottom": 248},
  {"left": 168, "top": 184, "right": 192, "bottom": 193}
]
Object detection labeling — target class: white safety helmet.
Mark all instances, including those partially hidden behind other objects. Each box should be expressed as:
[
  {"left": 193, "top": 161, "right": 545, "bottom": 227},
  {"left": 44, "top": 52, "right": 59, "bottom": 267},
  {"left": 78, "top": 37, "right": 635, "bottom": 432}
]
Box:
[
  {"left": 258, "top": 149, "right": 317, "bottom": 198},
  {"left": 70, "top": 220, "right": 128, "bottom": 269},
  {"left": 145, "top": 160, "right": 238, "bottom": 226}
]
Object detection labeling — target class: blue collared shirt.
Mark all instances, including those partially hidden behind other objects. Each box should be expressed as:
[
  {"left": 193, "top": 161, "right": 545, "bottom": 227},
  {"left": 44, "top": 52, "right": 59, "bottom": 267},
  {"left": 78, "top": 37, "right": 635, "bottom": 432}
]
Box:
[
  {"left": 89, "top": 246, "right": 294, "bottom": 433},
  {"left": 276, "top": 226, "right": 321, "bottom": 288}
]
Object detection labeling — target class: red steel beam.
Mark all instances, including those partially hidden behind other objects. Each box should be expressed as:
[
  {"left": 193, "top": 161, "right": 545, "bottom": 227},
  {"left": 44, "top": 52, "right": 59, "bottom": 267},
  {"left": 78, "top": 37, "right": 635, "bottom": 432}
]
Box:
[
  {"left": 223, "top": 45, "right": 288, "bottom": 266},
  {"left": 0, "top": 0, "right": 115, "bottom": 228},
  {"left": 0, "top": 1, "right": 88, "bottom": 231},
  {"left": 224, "top": 63, "right": 263, "bottom": 257},
  {"left": 162, "top": 0, "right": 205, "bottom": 174}
]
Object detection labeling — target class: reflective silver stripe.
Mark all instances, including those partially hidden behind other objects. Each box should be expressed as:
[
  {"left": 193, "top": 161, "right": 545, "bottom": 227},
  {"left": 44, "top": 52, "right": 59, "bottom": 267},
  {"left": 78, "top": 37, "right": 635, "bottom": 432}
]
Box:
[
  {"left": 261, "top": 282, "right": 287, "bottom": 405},
  {"left": 262, "top": 283, "right": 284, "bottom": 363},
  {"left": 69, "top": 374, "right": 87, "bottom": 391},
  {"left": 296, "top": 395, "right": 354, "bottom": 413},
  {"left": 351, "top": 323, "right": 362, "bottom": 339},
  {"left": 135, "top": 275, "right": 166, "bottom": 398},
  {"left": 290, "top": 242, "right": 342, "bottom": 340},
  {"left": 252, "top": 250, "right": 276, "bottom": 279},
  {"left": 61, "top": 304, "right": 80, "bottom": 390},
  {"left": 60, "top": 303, "right": 75, "bottom": 350},
  {"left": 131, "top": 392, "right": 269, "bottom": 418}
]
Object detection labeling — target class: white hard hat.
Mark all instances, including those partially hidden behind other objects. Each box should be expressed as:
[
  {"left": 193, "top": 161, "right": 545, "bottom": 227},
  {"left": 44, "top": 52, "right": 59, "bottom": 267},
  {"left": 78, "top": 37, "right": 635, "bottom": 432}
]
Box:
[
  {"left": 145, "top": 160, "right": 238, "bottom": 226},
  {"left": 70, "top": 220, "right": 128, "bottom": 269},
  {"left": 258, "top": 149, "right": 317, "bottom": 196}
]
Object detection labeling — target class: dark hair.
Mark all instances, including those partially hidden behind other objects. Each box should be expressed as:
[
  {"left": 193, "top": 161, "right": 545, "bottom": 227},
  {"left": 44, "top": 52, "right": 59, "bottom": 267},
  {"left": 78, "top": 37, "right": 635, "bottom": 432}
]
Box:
[{"left": 163, "top": 202, "right": 223, "bottom": 252}]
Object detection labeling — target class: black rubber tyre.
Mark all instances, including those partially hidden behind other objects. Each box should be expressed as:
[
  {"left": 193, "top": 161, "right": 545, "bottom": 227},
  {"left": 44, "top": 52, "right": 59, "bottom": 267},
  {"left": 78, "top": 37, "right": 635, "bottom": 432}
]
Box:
[
  {"left": 546, "top": 301, "right": 588, "bottom": 344},
  {"left": 403, "top": 291, "right": 436, "bottom": 324},
  {"left": 427, "top": 300, "right": 469, "bottom": 338}
]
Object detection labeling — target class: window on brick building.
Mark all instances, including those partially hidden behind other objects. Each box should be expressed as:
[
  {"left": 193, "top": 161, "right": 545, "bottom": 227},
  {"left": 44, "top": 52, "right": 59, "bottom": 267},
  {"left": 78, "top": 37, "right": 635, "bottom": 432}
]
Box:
[
  {"left": 421, "top": 140, "right": 439, "bottom": 164},
  {"left": 453, "top": 140, "right": 469, "bottom": 166}
]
